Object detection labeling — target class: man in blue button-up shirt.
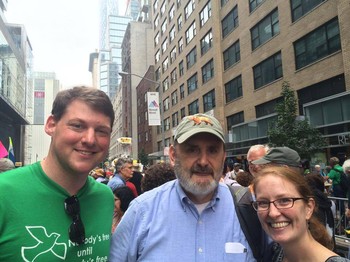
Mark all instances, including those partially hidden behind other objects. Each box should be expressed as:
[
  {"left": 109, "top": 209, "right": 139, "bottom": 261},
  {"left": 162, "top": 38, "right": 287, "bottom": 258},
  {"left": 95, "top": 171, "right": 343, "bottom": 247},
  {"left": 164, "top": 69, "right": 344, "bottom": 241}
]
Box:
[{"left": 110, "top": 113, "right": 270, "bottom": 261}]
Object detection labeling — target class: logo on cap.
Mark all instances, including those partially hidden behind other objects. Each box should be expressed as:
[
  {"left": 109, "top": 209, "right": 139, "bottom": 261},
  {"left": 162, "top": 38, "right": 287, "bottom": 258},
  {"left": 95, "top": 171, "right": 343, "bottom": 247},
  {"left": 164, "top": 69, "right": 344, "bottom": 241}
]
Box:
[{"left": 188, "top": 115, "right": 213, "bottom": 126}]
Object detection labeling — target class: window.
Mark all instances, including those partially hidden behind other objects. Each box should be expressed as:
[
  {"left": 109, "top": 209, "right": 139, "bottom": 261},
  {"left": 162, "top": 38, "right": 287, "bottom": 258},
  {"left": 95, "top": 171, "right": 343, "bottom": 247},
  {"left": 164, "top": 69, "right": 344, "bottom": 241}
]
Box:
[
  {"left": 177, "top": 0, "right": 181, "bottom": 9},
  {"left": 185, "top": 0, "right": 195, "bottom": 20},
  {"left": 227, "top": 112, "right": 244, "bottom": 131},
  {"left": 172, "top": 90, "right": 178, "bottom": 105},
  {"left": 187, "top": 73, "right": 198, "bottom": 94},
  {"left": 222, "top": 6, "right": 238, "bottom": 38},
  {"left": 180, "top": 84, "right": 185, "bottom": 99},
  {"left": 179, "top": 60, "right": 184, "bottom": 76},
  {"left": 185, "top": 22, "right": 196, "bottom": 44},
  {"left": 160, "top": 1, "right": 166, "bottom": 17},
  {"left": 171, "top": 68, "right": 177, "bottom": 84},
  {"left": 181, "top": 107, "right": 186, "bottom": 118},
  {"left": 251, "top": 9, "right": 279, "bottom": 50},
  {"left": 200, "top": 1, "right": 212, "bottom": 27},
  {"left": 203, "top": 89, "right": 215, "bottom": 112},
  {"left": 163, "top": 97, "right": 170, "bottom": 111},
  {"left": 161, "top": 19, "right": 167, "bottom": 35},
  {"left": 155, "top": 49, "right": 160, "bottom": 63},
  {"left": 154, "top": 14, "right": 159, "bottom": 28},
  {"left": 154, "top": 32, "right": 160, "bottom": 46},
  {"left": 172, "top": 112, "right": 179, "bottom": 127},
  {"left": 153, "top": 0, "right": 159, "bottom": 12},
  {"left": 170, "top": 46, "right": 177, "bottom": 63},
  {"left": 201, "top": 30, "right": 213, "bottom": 55},
  {"left": 169, "top": 4, "right": 175, "bottom": 20},
  {"left": 155, "top": 67, "right": 161, "bottom": 81},
  {"left": 249, "top": 0, "right": 264, "bottom": 13},
  {"left": 186, "top": 47, "right": 197, "bottom": 69},
  {"left": 291, "top": 0, "right": 326, "bottom": 22},
  {"left": 255, "top": 97, "right": 283, "bottom": 118},
  {"left": 162, "top": 57, "right": 169, "bottom": 73},
  {"left": 178, "top": 14, "right": 183, "bottom": 31},
  {"left": 164, "top": 117, "right": 171, "bottom": 131},
  {"left": 169, "top": 26, "right": 176, "bottom": 43},
  {"left": 202, "top": 59, "right": 214, "bottom": 83},
  {"left": 178, "top": 37, "right": 184, "bottom": 53},
  {"left": 188, "top": 99, "right": 199, "bottom": 115},
  {"left": 225, "top": 75, "right": 242, "bottom": 103},
  {"left": 253, "top": 51, "right": 283, "bottom": 89},
  {"left": 221, "top": 0, "right": 229, "bottom": 7},
  {"left": 161, "top": 38, "right": 168, "bottom": 54},
  {"left": 294, "top": 18, "right": 340, "bottom": 70},
  {"left": 163, "top": 77, "right": 169, "bottom": 92},
  {"left": 223, "top": 40, "right": 240, "bottom": 70}
]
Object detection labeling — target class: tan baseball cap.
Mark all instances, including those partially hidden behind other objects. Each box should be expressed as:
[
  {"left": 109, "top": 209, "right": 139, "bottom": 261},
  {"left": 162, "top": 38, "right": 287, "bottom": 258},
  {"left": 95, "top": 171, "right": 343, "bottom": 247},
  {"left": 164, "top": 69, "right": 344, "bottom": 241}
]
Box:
[{"left": 174, "top": 113, "right": 225, "bottom": 144}]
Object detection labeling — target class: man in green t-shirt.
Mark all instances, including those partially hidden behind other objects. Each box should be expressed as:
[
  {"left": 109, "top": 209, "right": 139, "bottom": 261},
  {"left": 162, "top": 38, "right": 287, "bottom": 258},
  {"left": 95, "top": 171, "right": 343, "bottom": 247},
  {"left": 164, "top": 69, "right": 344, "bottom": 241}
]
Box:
[{"left": 0, "top": 87, "right": 115, "bottom": 261}]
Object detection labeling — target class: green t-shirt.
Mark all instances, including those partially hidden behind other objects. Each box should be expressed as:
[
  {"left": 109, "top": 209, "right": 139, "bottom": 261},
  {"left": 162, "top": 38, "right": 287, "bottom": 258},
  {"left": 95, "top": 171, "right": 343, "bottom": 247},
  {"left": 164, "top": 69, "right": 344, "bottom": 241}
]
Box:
[{"left": 0, "top": 162, "right": 114, "bottom": 261}]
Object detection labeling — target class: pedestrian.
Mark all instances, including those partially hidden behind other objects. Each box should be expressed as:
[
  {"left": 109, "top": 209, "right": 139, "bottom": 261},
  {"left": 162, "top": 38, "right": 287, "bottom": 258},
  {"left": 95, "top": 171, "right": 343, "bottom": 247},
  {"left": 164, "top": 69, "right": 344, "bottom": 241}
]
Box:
[
  {"left": 252, "top": 166, "right": 348, "bottom": 262},
  {"left": 112, "top": 186, "right": 135, "bottom": 233},
  {"left": 0, "top": 86, "right": 115, "bottom": 260},
  {"left": 246, "top": 144, "right": 270, "bottom": 176},
  {"left": 110, "top": 113, "right": 273, "bottom": 261},
  {"left": 107, "top": 157, "right": 134, "bottom": 191},
  {"left": 141, "top": 162, "right": 176, "bottom": 193}
]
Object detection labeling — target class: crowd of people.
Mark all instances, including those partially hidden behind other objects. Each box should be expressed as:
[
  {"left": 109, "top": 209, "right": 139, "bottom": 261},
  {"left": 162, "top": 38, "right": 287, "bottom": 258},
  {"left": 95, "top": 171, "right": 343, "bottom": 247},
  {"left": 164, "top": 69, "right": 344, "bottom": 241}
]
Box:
[{"left": 0, "top": 85, "right": 350, "bottom": 261}]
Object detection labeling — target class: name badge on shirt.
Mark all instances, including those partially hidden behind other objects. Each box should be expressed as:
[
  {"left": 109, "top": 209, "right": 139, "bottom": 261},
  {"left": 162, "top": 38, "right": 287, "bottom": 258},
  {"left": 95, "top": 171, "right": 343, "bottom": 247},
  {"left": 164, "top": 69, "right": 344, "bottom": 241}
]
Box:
[{"left": 225, "top": 242, "right": 247, "bottom": 253}]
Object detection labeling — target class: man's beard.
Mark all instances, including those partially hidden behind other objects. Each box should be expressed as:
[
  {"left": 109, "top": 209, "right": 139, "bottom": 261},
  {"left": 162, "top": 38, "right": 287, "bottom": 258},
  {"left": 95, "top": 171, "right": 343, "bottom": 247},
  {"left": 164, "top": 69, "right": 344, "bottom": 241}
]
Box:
[{"left": 174, "top": 159, "right": 219, "bottom": 197}]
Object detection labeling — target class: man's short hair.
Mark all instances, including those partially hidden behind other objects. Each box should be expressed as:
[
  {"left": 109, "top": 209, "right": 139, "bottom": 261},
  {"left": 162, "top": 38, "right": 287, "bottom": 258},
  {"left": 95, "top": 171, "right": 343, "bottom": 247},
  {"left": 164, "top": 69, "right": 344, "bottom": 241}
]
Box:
[
  {"left": 114, "top": 158, "right": 133, "bottom": 173},
  {"left": 51, "top": 86, "right": 115, "bottom": 127}
]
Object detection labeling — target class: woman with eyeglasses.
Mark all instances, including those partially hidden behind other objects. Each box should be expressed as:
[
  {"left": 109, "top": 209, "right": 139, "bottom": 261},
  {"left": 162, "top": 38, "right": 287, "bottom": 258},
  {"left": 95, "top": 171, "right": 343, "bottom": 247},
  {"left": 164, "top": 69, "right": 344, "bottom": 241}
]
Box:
[{"left": 252, "top": 166, "right": 349, "bottom": 262}]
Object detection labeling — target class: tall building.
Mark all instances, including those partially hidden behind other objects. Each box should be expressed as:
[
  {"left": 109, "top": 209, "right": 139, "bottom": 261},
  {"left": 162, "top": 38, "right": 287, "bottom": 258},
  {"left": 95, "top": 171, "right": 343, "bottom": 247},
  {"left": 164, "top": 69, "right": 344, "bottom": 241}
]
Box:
[
  {"left": 0, "top": 2, "right": 32, "bottom": 165},
  {"left": 151, "top": 0, "right": 350, "bottom": 163},
  {"left": 99, "top": 0, "right": 131, "bottom": 98}
]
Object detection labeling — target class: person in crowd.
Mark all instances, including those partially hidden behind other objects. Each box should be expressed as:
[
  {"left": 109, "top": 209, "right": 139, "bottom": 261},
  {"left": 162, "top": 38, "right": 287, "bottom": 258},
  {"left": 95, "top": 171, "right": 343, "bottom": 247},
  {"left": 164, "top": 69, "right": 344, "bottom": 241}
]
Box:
[
  {"left": 236, "top": 170, "right": 254, "bottom": 187},
  {"left": 141, "top": 162, "right": 176, "bottom": 193},
  {"left": 128, "top": 162, "right": 143, "bottom": 195},
  {"left": 112, "top": 186, "right": 135, "bottom": 233},
  {"left": 314, "top": 164, "right": 326, "bottom": 177},
  {"left": 0, "top": 86, "right": 115, "bottom": 260},
  {"left": 0, "top": 158, "right": 15, "bottom": 173},
  {"left": 90, "top": 167, "right": 108, "bottom": 184},
  {"left": 223, "top": 162, "right": 237, "bottom": 186},
  {"left": 246, "top": 144, "right": 270, "bottom": 176},
  {"left": 252, "top": 166, "right": 348, "bottom": 262},
  {"left": 110, "top": 113, "right": 272, "bottom": 261},
  {"left": 301, "top": 159, "right": 311, "bottom": 175},
  {"left": 342, "top": 160, "right": 350, "bottom": 219},
  {"left": 107, "top": 157, "right": 134, "bottom": 192}
]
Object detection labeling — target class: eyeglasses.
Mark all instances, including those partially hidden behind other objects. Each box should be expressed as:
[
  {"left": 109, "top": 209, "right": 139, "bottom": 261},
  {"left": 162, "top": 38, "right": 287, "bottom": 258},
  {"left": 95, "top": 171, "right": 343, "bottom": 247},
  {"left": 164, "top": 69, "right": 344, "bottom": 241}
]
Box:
[
  {"left": 252, "top": 197, "right": 305, "bottom": 212},
  {"left": 64, "top": 195, "right": 85, "bottom": 245}
]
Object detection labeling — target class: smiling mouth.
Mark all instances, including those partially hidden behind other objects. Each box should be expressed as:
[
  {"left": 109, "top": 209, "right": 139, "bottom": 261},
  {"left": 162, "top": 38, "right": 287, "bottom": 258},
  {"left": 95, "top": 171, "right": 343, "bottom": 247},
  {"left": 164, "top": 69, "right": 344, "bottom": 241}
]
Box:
[
  {"left": 76, "top": 150, "right": 94, "bottom": 155},
  {"left": 270, "top": 222, "right": 289, "bottom": 228}
]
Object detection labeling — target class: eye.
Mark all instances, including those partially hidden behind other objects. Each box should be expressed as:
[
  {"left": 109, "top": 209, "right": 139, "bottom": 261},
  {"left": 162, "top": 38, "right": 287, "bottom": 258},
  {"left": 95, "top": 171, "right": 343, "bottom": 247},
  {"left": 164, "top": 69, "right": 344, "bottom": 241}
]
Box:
[
  {"left": 257, "top": 201, "right": 269, "bottom": 208},
  {"left": 276, "top": 198, "right": 292, "bottom": 206}
]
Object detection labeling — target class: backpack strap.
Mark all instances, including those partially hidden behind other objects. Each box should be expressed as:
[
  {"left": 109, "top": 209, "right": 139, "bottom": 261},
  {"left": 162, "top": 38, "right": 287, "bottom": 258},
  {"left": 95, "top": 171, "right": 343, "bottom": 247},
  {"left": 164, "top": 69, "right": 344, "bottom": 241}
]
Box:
[{"left": 228, "top": 185, "right": 271, "bottom": 261}]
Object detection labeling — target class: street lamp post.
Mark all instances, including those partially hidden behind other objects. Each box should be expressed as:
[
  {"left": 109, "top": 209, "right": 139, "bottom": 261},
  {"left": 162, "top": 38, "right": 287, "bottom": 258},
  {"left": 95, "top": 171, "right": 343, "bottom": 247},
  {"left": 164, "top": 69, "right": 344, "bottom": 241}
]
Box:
[{"left": 118, "top": 71, "right": 166, "bottom": 160}]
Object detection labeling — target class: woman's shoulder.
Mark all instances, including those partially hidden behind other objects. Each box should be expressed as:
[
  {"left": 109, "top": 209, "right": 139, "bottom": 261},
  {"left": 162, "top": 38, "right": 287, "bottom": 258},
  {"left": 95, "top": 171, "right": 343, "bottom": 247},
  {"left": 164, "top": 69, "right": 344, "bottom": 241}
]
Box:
[{"left": 325, "top": 256, "right": 350, "bottom": 262}]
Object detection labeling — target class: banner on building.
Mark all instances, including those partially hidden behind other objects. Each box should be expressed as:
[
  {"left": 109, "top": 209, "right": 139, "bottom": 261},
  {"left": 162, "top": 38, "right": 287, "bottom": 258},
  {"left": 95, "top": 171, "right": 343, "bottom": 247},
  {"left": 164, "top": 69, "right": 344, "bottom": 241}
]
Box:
[
  {"left": 147, "top": 92, "right": 161, "bottom": 126},
  {"left": 117, "top": 137, "right": 132, "bottom": 144}
]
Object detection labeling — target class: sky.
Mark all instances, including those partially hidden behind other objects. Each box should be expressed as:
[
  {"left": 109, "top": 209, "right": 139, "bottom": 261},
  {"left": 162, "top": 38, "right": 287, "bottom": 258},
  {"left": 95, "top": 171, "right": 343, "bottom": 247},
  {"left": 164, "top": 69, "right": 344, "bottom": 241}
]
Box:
[{"left": 5, "top": 0, "right": 126, "bottom": 89}]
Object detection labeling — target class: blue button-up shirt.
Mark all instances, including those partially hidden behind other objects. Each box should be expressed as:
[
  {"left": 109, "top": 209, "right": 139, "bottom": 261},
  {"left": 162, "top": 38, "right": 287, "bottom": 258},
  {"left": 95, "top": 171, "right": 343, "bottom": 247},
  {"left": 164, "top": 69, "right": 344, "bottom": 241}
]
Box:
[
  {"left": 110, "top": 180, "right": 256, "bottom": 261},
  {"left": 107, "top": 173, "right": 126, "bottom": 191}
]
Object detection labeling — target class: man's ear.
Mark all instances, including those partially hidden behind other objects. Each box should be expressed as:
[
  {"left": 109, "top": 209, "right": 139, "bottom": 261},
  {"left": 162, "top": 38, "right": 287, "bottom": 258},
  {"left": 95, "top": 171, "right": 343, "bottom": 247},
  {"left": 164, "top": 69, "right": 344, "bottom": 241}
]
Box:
[
  {"left": 45, "top": 115, "right": 56, "bottom": 137},
  {"left": 169, "top": 145, "right": 176, "bottom": 166}
]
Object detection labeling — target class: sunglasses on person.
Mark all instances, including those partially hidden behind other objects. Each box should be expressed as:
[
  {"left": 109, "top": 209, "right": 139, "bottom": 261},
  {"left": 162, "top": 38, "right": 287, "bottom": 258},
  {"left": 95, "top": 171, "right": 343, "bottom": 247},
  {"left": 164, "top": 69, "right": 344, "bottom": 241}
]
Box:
[{"left": 64, "top": 195, "right": 85, "bottom": 245}]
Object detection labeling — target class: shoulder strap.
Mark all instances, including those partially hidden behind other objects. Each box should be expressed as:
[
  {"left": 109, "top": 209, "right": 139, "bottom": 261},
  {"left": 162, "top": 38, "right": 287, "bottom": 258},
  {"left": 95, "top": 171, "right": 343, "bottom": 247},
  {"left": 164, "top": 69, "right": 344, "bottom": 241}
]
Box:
[{"left": 228, "top": 185, "right": 269, "bottom": 261}]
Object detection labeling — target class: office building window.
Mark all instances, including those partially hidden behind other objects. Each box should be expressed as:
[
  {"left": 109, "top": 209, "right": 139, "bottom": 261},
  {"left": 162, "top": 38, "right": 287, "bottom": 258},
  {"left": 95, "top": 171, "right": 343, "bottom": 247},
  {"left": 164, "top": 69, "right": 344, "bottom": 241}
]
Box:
[
  {"left": 186, "top": 47, "right": 197, "bottom": 69},
  {"left": 251, "top": 9, "right": 279, "bottom": 50},
  {"left": 294, "top": 18, "right": 340, "bottom": 70},
  {"left": 185, "top": 21, "right": 196, "bottom": 44},
  {"left": 161, "top": 38, "right": 168, "bottom": 54},
  {"left": 291, "top": 0, "right": 326, "bottom": 22},
  {"left": 162, "top": 57, "right": 169, "bottom": 73},
  {"left": 185, "top": 0, "right": 195, "bottom": 20},
  {"left": 153, "top": 0, "right": 159, "bottom": 12},
  {"left": 181, "top": 107, "right": 186, "bottom": 118},
  {"left": 164, "top": 117, "right": 171, "bottom": 131},
  {"left": 202, "top": 59, "right": 214, "bottom": 84},
  {"left": 179, "top": 60, "right": 184, "bottom": 76},
  {"left": 253, "top": 51, "right": 282, "bottom": 89},
  {"left": 169, "top": 4, "right": 175, "bottom": 20},
  {"left": 200, "top": 1, "right": 212, "bottom": 27},
  {"left": 161, "top": 18, "right": 167, "bottom": 35},
  {"left": 187, "top": 73, "right": 198, "bottom": 94},
  {"left": 154, "top": 14, "right": 159, "bottom": 28},
  {"left": 255, "top": 97, "right": 283, "bottom": 118},
  {"left": 227, "top": 111, "right": 244, "bottom": 132},
  {"left": 178, "top": 14, "right": 183, "bottom": 31},
  {"left": 163, "top": 77, "right": 169, "bottom": 92},
  {"left": 221, "top": 6, "right": 238, "bottom": 38},
  {"left": 178, "top": 37, "right": 184, "bottom": 53},
  {"left": 201, "top": 30, "right": 213, "bottom": 55},
  {"left": 172, "top": 90, "right": 178, "bottom": 105},
  {"left": 221, "top": 0, "right": 229, "bottom": 7},
  {"left": 163, "top": 97, "right": 170, "bottom": 111},
  {"left": 170, "top": 46, "right": 177, "bottom": 63},
  {"left": 188, "top": 100, "right": 199, "bottom": 115},
  {"left": 225, "top": 75, "right": 242, "bottom": 103},
  {"left": 172, "top": 112, "right": 179, "bottom": 127},
  {"left": 180, "top": 84, "right": 185, "bottom": 99},
  {"left": 203, "top": 89, "right": 216, "bottom": 112},
  {"left": 223, "top": 40, "right": 240, "bottom": 70},
  {"left": 169, "top": 25, "right": 176, "bottom": 43},
  {"left": 154, "top": 32, "right": 160, "bottom": 46},
  {"left": 160, "top": 1, "right": 166, "bottom": 17},
  {"left": 155, "top": 67, "right": 161, "bottom": 81},
  {"left": 155, "top": 49, "right": 160, "bottom": 63},
  {"left": 249, "top": 0, "right": 264, "bottom": 13},
  {"left": 171, "top": 68, "right": 177, "bottom": 84}
]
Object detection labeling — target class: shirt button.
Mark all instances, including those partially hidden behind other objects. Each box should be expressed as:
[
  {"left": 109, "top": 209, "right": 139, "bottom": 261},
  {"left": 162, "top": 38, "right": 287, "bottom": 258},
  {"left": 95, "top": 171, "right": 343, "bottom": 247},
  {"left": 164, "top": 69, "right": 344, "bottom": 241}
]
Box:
[{"left": 198, "top": 248, "right": 203, "bottom": 253}]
